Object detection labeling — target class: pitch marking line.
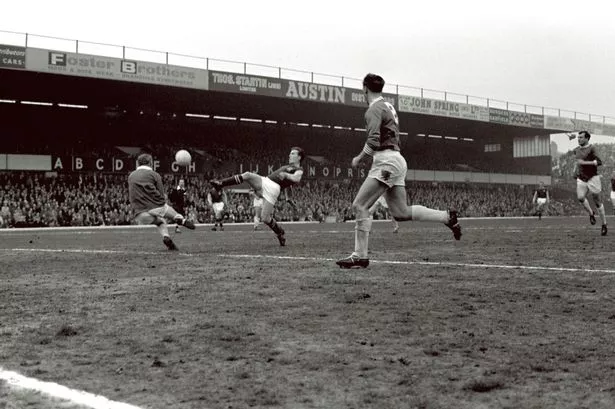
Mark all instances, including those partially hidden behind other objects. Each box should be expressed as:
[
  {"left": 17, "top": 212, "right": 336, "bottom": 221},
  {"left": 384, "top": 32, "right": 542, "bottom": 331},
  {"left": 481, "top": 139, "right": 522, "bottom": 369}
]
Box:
[
  {"left": 0, "top": 367, "right": 143, "bottom": 409},
  {"left": 9, "top": 248, "right": 174, "bottom": 256},
  {"left": 5, "top": 248, "right": 615, "bottom": 275},
  {"left": 223, "top": 254, "right": 615, "bottom": 275}
]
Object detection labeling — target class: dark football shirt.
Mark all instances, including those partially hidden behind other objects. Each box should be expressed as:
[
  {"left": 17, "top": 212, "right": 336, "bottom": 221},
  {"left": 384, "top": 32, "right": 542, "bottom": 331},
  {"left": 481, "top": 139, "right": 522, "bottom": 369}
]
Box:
[
  {"left": 536, "top": 187, "right": 548, "bottom": 199},
  {"left": 169, "top": 187, "right": 185, "bottom": 208},
  {"left": 128, "top": 166, "right": 166, "bottom": 214},
  {"left": 209, "top": 188, "right": 224, "bottom": 204},
  {"left": 573, "top": 144, "right": 601, "bottom": 182},
  {"left": 268, "top": 164, "right": 303, "bottom": 189}
]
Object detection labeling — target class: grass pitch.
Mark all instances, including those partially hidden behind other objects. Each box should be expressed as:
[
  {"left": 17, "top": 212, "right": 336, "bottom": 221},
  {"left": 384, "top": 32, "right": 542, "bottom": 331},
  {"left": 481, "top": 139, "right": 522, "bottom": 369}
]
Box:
[{"left": 1, "top": 217, "right": 614, "bottom": 409}]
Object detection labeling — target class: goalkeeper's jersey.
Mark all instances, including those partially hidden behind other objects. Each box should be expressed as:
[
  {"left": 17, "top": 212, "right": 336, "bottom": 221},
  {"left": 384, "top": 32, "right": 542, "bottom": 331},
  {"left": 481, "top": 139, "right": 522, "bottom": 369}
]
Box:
[{"left": 128, "top": 165, "right": 166, "bottom": 214}]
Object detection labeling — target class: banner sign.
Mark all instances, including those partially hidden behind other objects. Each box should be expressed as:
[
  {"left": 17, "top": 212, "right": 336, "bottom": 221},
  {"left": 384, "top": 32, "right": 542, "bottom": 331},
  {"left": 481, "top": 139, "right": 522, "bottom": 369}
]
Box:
[
  {"left": 398, "top": 95, "right": 490, "bottom": 122},
  {"left": 505, "top": 111, "right": 545, "bottom": 128},
  {"left": 47, "top": 154, "right": 369, "bottom": 179},
  {"left": 488, "top": 108, "right": 510, "bottom": 125},
  {"left": 0, "top": 44, "right": 26, "bottom": 69},
  {"left": 529, "top": 114, "right": 545, "bottom": 129},
  {"left": 238, "top": 162, "right": 368, "bottom": 179},
  {"left": 50, "top": 155, "right": 203, "bottom": 174},
  {"left": 543, "top": 115, "right": 615, "bottom": 136},
  {"left": 284, "top": 79, "right": 398, "bottom": 110},
  {"left": 208, "top": 70, "right": 397, "bottom": 109},
  {"left": 25, "top": 48, "right": 209, "bottom": 90},
  {"left": 209, "top": 71, "right": 283, "bottom": 97}
]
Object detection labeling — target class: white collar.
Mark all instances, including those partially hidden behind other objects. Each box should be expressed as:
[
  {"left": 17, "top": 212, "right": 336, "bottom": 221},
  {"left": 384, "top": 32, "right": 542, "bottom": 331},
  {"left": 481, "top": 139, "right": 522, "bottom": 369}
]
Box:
[
  {"left": 369, "top": 96, "right": 384, "bottom": 107},
  {"left": 137, "top": 165, "right": 152, "bottom": 170}
]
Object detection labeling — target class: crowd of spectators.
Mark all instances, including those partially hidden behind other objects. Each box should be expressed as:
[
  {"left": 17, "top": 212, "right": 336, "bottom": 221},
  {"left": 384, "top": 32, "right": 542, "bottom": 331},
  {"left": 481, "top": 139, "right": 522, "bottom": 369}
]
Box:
[
  {"left": 2, "top": 107, "right": 603, "bottom": 229},
  {"left": 0, "top": 170, "right": 586, "bottom": 229}
]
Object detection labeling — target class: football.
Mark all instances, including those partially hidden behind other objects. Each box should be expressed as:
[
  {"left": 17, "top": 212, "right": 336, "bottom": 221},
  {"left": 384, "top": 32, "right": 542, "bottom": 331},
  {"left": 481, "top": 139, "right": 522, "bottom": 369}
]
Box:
[{"left": 175, "top": 149, "right": 192, "bottom": 166}]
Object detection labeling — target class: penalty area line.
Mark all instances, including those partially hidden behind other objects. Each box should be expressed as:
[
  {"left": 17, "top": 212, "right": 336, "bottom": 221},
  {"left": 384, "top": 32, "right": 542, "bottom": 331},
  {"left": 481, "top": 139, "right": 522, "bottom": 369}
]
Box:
[
  {"left": 221, "top": 254, "right": 615, "bottom": 275},
  {"left": 0, "top": 367, "right": 144, "bottom": 409}
]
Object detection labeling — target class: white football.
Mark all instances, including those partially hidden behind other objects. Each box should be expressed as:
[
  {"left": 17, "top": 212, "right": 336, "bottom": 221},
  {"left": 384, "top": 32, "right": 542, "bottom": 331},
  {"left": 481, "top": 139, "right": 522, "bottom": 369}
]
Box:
[{"left": 175, "top": 149, "right": 192, "bottom": 166}]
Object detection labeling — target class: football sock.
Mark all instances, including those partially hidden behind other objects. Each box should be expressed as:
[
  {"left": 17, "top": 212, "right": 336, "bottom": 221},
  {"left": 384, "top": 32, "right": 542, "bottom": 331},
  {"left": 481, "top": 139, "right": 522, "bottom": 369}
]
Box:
[
  {"left": 409, "top": 205, "right": 449, "bottom": 223},
  {"left": 265, "top": 219, "right": 284, "bottom": 235},
  {"left": 219, "top": 175, "right": 243, "bottom": 187},
  {"left": 353, "top": 217, "right": 372, "bottom": 259},
  {"left": 598, "top": 204, "right": 607, "bottom": 225}
]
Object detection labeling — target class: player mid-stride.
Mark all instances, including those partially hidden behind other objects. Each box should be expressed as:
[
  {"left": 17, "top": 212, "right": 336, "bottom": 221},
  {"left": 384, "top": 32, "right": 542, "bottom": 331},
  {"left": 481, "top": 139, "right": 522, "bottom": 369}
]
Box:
[
  {"left": 336, "top": 73, "right": 461, "bottom": 269},
  {"left": 568, "top": 131, "right": 607, "bottom": 236}
]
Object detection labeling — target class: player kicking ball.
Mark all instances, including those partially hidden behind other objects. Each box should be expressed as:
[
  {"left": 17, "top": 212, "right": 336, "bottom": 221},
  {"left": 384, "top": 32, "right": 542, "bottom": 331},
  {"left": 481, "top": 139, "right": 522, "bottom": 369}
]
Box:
[{"left": 210, "top": 147, "right": 304, "bottom": 246}]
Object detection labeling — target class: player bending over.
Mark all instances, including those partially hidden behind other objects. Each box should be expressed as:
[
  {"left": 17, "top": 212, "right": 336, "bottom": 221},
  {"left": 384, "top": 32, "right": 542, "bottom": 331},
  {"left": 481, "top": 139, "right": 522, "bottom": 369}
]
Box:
[{"left": 128, "top": 154, "right": 195, "bottom": 250}]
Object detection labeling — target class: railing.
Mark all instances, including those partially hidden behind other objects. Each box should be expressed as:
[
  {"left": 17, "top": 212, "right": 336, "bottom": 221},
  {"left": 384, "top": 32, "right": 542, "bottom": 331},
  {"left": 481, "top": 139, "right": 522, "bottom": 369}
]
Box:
[{"left": 1, "top": 29, "right": 614, "bottom": 126}]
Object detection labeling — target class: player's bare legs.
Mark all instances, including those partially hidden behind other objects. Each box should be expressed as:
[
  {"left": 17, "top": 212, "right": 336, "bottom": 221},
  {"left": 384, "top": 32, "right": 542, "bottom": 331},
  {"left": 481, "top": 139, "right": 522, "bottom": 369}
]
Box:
[
  {"left": 253, "top": 207, "right": 262, "bottom": 230},
  {"left": 134, "top": 212, "right": 179, "bottom": 250},
  {"left": 384, "top": 186, "right": 449, "bottom": 222},
  {"left": 212, "top": 173, "right": 286, "bottom": 245},
  {"left": 591, "top": 192, "right": 607, "bottom": 235},
  {"left": 337, "top": 179, "right": 461, "bottom": 268},
  {"left": 391, "top": 213, "right": 400, "bottom": 233},
  {"left": 348, "top": 178, "right": 388, "bottom": 261},
  {"left": 577, "top": 183, "right": 595, "bottom": 222},
  {"left": 261, "top": 199, "right": 286, "bottom": 246}
]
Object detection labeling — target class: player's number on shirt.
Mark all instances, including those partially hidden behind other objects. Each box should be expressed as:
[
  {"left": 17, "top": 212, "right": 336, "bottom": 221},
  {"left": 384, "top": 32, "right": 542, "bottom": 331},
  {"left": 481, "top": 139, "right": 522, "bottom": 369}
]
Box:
[{"left": 384, "top": 102, "right": 399, "bottom": 125}]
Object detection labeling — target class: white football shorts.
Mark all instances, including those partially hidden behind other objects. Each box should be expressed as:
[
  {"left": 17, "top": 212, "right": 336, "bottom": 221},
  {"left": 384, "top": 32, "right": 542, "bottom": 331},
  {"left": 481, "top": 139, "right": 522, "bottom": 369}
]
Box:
[
  {"left": 367, "top": 150, "right": 407, "bottom": 187},
  {"left": 577, "top": 175, "right": 602, "bottom": 195},
  {"left": 261, "top": 176, "right": 281, "bottom": 205}
]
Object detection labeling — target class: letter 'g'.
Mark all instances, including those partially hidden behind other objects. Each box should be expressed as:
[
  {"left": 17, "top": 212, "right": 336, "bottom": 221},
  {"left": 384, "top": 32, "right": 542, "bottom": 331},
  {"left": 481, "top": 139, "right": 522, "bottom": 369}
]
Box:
[{"left": 121, "top": 60, "right": 136, "bottom": 74}]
